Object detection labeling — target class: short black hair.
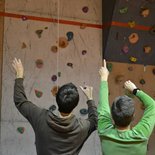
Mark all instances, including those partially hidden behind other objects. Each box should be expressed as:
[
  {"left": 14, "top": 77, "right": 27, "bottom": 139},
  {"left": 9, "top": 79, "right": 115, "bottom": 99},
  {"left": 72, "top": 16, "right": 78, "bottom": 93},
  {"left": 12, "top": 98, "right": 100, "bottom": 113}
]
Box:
[
  {"left": 111, "top": 95, "right": 135, "bottom": 127},
  {"left": 56, "top": 83, "right": 79, "bottom": 113}
]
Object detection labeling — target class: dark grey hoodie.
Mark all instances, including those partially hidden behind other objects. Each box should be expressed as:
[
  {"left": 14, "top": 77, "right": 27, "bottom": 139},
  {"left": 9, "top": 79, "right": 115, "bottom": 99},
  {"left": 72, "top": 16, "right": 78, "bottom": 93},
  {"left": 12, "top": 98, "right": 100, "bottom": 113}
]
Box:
[{"left": 14, "top": 78, "right": 97, "bottom": 155}]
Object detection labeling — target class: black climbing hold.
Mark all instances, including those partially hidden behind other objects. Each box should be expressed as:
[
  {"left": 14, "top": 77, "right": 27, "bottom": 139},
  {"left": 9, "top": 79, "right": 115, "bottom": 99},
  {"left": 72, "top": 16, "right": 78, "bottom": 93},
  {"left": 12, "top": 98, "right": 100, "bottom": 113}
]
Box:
[
  {"left": 140, "top": 79, "right": 146, "bottom": 85},
  {"left": 51, "top": 75, "right": 57, "bottom": 82},
  {"left": 49, "top": 105, "right": 56, "bottom": 111}
]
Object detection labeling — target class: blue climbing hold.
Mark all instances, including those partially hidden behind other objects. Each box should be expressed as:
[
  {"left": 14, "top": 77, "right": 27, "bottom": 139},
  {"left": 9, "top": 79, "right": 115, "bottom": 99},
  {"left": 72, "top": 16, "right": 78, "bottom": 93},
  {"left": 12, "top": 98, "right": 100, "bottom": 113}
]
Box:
[{"left": 80, "top": 108, "right": 88, "bottom": 115}]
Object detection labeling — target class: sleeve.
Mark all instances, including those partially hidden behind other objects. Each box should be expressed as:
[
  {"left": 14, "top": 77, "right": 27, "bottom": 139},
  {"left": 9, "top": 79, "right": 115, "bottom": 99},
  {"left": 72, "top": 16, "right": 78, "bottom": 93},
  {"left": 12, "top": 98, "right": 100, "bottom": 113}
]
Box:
[
  {"left": 133, "top": 90, "right": 155, "bottom": 138},
  {"left": 14, "top": 78, "right": 43, "bottom": 129},
  {"left": 86, "top": 100, "right": 98, "bottom": 135},
  {"left": 97, "top": 81, "right": 113, "bottom": 134}
]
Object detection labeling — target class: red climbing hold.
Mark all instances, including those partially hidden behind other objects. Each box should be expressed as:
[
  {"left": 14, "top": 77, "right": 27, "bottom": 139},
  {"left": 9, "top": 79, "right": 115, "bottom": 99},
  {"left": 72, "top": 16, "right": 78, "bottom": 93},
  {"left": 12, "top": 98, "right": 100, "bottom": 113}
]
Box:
[
  {"left": 82, "top": 6, "right": 89, "bottom": 13},
  {"left": 35, "top": 89, "right": 43, "bottom": 98}
]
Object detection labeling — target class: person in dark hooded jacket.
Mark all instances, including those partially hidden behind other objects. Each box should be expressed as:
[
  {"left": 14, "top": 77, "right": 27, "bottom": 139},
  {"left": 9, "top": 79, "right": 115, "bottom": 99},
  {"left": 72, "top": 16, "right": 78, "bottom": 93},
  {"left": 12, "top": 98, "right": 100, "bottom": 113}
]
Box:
[{"left": 12, "top": 58, "right": 97, "bottom": 155}]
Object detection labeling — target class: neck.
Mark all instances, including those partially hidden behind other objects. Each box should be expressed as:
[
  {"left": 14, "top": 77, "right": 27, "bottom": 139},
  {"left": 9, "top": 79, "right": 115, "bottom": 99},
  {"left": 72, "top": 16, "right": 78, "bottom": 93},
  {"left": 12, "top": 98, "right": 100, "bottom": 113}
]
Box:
[
  {"left": 116, "top": 125, "right": 130, "bottom": 130},
  {"left": 59, "top": 112, "right": 72, "bottom": 118},
  {"left": 60, "top": 112, "right": 70, "bottom": 117}
]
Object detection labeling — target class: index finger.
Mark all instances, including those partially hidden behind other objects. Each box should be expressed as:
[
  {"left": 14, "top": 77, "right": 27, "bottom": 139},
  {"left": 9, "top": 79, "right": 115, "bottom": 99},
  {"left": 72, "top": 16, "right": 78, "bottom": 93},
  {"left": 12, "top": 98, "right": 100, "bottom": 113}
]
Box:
[{"left": 103, "top": 59, "right": 106, "bottom": 68}]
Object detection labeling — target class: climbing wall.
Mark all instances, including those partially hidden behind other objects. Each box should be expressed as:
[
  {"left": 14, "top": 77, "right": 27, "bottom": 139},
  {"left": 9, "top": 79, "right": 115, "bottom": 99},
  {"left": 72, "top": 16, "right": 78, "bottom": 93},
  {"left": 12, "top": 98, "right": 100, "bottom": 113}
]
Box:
[
  {"left": 102, "top": 0, "right": 155, "bottom": 155},
  {"left": 103, "top": 0, "right": 155, "bottom": 65},
  {"left": 0, "top": 0, "right": 102, "bottom": 155}
]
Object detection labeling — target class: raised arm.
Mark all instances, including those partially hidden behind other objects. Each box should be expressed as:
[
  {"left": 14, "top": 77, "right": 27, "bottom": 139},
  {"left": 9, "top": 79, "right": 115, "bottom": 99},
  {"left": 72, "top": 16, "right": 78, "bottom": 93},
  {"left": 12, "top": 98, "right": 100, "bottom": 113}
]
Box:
[
  {"left": 97, "top": 60, "right": 113, "bottom": 134},
  {"left": 124, "top": 80, "right": 155, "bottom": 138},
  {"left": 80, "top": 85, "right": 97, "bottom": 134},
  {"left": 12, "top": 58, "right": 42, "bottom": 128}
]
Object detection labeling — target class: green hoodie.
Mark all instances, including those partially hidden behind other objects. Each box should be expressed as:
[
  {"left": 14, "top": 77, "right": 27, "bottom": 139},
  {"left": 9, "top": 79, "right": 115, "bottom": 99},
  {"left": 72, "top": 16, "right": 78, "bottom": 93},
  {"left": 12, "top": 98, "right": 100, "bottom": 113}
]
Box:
[{"left": 98, "top": 81, "right": 155, "bottom": 155}]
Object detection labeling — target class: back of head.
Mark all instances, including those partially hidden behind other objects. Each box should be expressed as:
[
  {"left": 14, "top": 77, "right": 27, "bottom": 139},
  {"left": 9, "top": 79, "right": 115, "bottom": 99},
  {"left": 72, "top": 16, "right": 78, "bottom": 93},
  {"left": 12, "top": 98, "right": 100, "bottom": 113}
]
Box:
[
  {"left": 111, "top": 95, "right": 135, "bottom": 127},
  {"left": 56, "top": 83, "right": 79, "bottom": 113}
]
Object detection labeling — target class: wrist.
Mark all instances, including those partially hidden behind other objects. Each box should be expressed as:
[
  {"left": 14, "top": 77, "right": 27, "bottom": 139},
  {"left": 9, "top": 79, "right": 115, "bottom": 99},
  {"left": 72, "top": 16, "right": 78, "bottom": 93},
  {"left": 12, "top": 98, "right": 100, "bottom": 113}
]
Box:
[
  {"left": 16, "top": 74, "right": 24, "bottom": 78},
  {"left": 16, "top": 76, "right": 24, "bottom": 79},
  {"left": 88, "top": 97, "right": 93, "bottom": 100},
  {"left": 101, "top": 77, "right": 108, "bottom": 81},
  {"left": 133, "top": 88, "right": 140, "bottom": 95}
]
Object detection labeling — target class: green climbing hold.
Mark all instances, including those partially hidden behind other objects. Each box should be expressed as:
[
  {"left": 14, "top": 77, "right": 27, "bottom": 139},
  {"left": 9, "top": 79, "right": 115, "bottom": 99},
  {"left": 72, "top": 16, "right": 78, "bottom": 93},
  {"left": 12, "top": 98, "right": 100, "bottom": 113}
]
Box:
[
  {"left": 107, "top": 63, "right": 113, "bottom": 72},
  {"left": 17, "top": 127, "right": 25, "bottom": 134},
  {"left": 119, "top": 7, "right": 128, "bottom": 14}
]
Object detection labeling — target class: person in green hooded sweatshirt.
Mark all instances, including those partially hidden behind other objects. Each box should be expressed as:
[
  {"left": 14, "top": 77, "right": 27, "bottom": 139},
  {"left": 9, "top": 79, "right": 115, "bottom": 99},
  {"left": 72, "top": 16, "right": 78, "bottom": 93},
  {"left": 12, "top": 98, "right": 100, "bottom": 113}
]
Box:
[{"left": 97, "top": 59, "right": 155, "bottom": 155}]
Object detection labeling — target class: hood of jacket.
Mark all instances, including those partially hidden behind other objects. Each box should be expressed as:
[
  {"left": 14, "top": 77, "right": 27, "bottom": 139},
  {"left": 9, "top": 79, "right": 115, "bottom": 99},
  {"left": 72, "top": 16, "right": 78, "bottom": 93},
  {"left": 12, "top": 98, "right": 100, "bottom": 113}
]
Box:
[{"left": 46, "top": 110, "right": 79, "bottom": 133}]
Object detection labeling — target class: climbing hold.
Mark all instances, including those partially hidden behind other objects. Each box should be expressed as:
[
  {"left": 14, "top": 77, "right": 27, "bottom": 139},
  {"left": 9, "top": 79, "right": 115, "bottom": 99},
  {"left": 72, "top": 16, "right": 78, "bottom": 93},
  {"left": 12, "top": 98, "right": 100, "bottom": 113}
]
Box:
[
  {"left": 107, "top": 63, "right": 113, "bottom": 72},
  {"left": 149, "top": 25, "right": 155, "bottom": 35},
  {"left": 51, "top": 75, "right": 57, "bottom": 82},
  {"left": 140, "top": 8, "right": 150, "bottom": 17},
  {"left": 35, "top": 30, "right": 43, "bottom": 38},
  {"left": 152, "top": 68, "right": 155, "bottom": 75},
  {"left": 122, "top": 45, "right": 129, "bottom": 53},
  {"left": 80, "top": 108, "right": 88, "bottom": 115},
  {"left": 128, "top": 21, "right": 136, "bottom": 28},
  {"left": 49, "top": 105, "right": 56, "bottom": 111},
  {"left": 51, "top": 86, "right": 59, "bottom": 96},
  {"left": 82, "top": 50, "right": 87, "bottom": 55},
  {"left": 66, "top": 32, "right": 74, "bottom": 41},
  {"left": 115, "top": 75, "right": 124, "bottom": 84},
  {"left": 22, "top": 42, "right": 27, "bottom": 49},
  {"left": 128, "top": 33, "right": 139, "bottom": 44},
  {"left": 51, "top": 45, "right": 58, "bottom": 53},
  {"left": 129, "top": 57, "right": 137, "bottom": 63},
  {"left": 143, "top": 45, "right": 152, "bottom": 54},
  {"left": 82, "top": 6, "right": 89, "bottom": 13},
  {"left": 35, "top": 89, "right": 43, "bottom": 98},
  {"left": 119, "top": 7, "right": 128, "bottom": 14},
  {"left": 21, "top": 16, "right": 28, "bottom": 21},
  {"left": 67, "top": 63, "right": 73, "bottom": 68},
  {"left": 59, "top": 37, "right": 68, "bottom": 48},
  {"left": 80, "top": 23, "right": 87, "bottom": 29},
  {"left": 139, "top": 79, "right": 146, "bottom": 85},
  {"left": 35, "top": 59, "right": 44, "bottom": 68},
  {"left": 128, "top": 66, "right": 133, "bottom": 71},
  {"left": 58, "top": 72, "right": 61, "bottom": 77},
  {"left": 17, "top": 127, "right": 25, "bottom": 134},
  {"left": 44, "top": 27, "right": 48, "bottom": 29}
]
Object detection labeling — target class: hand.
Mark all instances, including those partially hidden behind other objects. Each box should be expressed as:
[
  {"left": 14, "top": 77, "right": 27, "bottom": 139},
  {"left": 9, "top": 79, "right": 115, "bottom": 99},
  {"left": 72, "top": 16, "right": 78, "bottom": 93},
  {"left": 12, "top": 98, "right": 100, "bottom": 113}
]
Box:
[
  {"left": 12, "top": 58, "right": 24, "bottom": 78},
  {"left": 124, "top": 80, "right": 137, "bottom": 92},
  {"left": 99, "top": 59, "right": 109, "bottom": 81},
  {"left": 80, "top": 85, "right": 93, "bottom": 100}
]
